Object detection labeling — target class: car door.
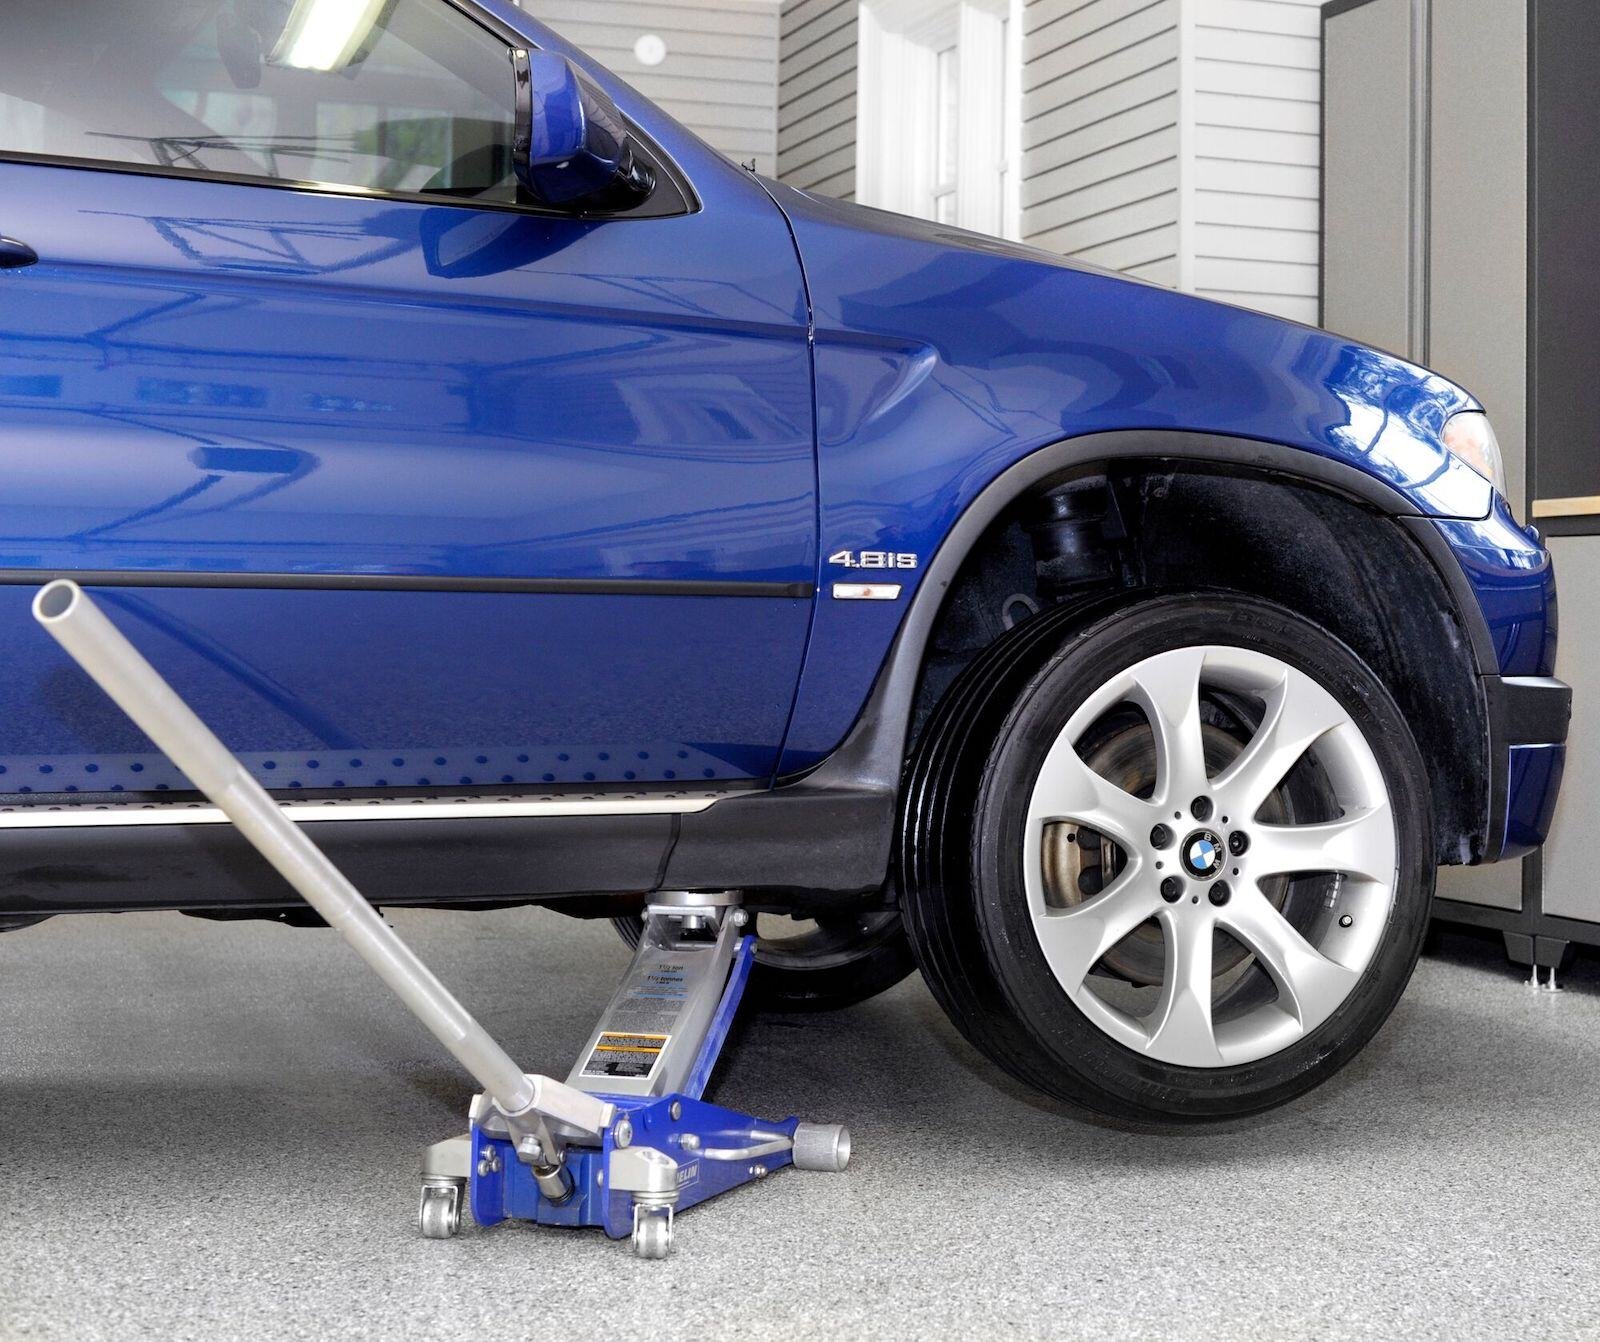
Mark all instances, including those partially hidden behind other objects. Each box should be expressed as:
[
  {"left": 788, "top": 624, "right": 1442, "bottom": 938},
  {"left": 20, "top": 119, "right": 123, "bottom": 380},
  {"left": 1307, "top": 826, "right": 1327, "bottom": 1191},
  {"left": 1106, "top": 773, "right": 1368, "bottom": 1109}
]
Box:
[{"left": 0, "top": 0, "right": 816, "bottom": 797}]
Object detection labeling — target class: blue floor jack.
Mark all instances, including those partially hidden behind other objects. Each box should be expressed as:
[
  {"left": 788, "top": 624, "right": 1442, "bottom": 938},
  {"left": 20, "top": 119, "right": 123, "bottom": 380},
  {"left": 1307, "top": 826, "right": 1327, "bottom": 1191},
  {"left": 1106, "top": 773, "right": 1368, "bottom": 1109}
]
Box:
[
  {"left": 33, "top": 579, "right": 850, "bottom": 1260},
  {"left": 419, "top": 892, "right": 849, "bottom": 1257}
]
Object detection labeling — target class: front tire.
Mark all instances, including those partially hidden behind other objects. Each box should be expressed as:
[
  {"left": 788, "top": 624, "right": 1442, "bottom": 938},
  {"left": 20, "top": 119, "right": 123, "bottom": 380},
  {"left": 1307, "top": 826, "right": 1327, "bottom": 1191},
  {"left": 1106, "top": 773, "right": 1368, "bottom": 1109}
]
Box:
[{"left": 901, "top": 593, "right": 1434, "bottom": 1124}]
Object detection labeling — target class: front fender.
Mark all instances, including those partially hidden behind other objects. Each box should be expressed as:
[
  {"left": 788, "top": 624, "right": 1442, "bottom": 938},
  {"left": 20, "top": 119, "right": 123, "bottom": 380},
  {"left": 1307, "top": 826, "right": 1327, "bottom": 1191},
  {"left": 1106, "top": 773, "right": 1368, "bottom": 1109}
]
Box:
[{"left": 767, "top": 182, "right": 1490, "bottom": 775}]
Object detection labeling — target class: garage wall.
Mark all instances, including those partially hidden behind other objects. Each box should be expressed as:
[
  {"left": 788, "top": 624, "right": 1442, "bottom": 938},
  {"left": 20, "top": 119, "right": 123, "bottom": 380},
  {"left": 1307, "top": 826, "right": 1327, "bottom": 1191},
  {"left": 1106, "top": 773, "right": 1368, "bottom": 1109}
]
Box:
[
  {"left": 540, "top": 1, "right": 1322, "bottom": 314},
  {"left": 1021, "top": 0, "right": 1180, "bottom": 280},
  {"left": 1191, "top": 0, "right": 1322, "bottom": 322},
  {"left": 778, "top": 0, "right": 858, "bottom": 198},
  {"left": 536, "top": 0, "right": 783, "bottom": 175},
  {"left": 1018, "top": 0, "right": 1321, "bottom": 312}
]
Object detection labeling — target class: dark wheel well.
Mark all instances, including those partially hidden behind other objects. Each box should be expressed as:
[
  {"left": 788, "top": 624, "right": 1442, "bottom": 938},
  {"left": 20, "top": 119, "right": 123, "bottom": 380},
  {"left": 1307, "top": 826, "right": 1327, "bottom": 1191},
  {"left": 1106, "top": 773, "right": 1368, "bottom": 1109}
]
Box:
[{"left": 912, "top": 463, "right": 1489, "bottom": 865}]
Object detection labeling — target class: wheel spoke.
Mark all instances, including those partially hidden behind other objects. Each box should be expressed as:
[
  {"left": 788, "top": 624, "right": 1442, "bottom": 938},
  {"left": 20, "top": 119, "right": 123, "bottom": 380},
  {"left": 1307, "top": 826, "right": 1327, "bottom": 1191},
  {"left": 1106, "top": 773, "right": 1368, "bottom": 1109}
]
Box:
[
  {"left": 1031, "top": 739, "right": 1152, "bottom": 846},
  {"left": 1032, "top": 872, "right": 1162, "bottom": 993},
  {"left": 1145, "top": 907, "right": 1222, "bottom": 1064},
  {"left": 1127, "top": 647, "right": 1209, "bottom": 805},
  {"left": 1220, "top": 883, "right": 1361, "bottom": 1028},
  {"left": 1249, "top": 804, "right": 1396, "bottom": 883},
  {"left": 1211, "top": 666, "right": 1347, "bottom": 820}
]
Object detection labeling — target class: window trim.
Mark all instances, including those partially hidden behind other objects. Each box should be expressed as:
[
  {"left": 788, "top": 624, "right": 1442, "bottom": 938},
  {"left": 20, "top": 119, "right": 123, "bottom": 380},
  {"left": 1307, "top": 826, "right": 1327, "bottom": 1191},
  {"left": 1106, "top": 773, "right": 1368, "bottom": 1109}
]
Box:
[
  {"left": 856, "top": 0, "right": 1021, "bottom": 240},
  {"left": 0, "top": 0, "right": 699, "bottom": 224}
]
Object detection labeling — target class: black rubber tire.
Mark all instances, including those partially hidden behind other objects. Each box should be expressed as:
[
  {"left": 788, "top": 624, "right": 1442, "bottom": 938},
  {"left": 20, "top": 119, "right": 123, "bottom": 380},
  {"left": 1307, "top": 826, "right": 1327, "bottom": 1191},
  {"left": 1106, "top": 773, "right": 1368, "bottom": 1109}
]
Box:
[
  {"left": 899, "top": 592, "right": 1435, "bottom": 1126},
  {"left": 611, "top": 906, "right": 915, "bottom": 1012}
]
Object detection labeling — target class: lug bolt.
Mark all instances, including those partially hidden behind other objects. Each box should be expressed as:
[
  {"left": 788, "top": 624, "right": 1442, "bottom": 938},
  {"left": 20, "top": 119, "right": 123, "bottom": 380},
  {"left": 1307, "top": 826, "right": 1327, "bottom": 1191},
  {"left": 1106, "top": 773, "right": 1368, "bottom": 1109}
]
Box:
[
  {"left": 1160, "top": 876, "right": 1184, "bottom": 903},
  {"left": 1208, "top": 881, "right": 1231, "bottom": 906},
  {"left": 1339, "top": 914, "right": 1354, "bottom": 928},
  {"left": 1228, "top": 831, "right": 1250, "bottom": 856},
  {"left": 1150, "top": 824, "right": 1173, "bottom": 849},
  {"left": 1191, "top": 796, "right": 1214, "bottom": 821}
]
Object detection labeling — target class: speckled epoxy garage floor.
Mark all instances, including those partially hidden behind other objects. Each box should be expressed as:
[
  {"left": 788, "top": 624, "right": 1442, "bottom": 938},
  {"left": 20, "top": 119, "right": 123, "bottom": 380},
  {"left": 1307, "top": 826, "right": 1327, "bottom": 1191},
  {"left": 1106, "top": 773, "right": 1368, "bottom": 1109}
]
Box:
[{"left": 1, "top": 908, "right": 1598, "bottom": 1341}]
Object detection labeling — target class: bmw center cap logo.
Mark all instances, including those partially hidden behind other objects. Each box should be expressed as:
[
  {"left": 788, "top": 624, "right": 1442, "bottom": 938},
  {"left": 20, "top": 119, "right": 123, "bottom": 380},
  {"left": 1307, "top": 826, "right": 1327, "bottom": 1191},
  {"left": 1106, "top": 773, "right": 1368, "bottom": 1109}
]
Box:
[{"left": 1182, "top": 829, "right": 1224, "bottom": 880}]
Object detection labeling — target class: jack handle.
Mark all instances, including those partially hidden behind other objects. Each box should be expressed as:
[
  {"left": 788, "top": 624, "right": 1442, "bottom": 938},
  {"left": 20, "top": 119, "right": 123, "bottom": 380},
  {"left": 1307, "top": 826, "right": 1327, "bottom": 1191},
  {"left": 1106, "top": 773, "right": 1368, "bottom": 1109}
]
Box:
[{"left": 33, "top": 579, "right": 611, "bottom": 1166}]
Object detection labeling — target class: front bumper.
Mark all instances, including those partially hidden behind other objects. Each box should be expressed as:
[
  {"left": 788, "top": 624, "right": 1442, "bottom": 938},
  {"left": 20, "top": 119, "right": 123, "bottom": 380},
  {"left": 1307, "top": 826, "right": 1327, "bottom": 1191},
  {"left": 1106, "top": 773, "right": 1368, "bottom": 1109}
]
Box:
[
  {"left": 1419, "top": 497, "right": 1566, "bottom": 862},
  {"left": 1486, "top": 675, "right": 1572, "bottom": 860}
]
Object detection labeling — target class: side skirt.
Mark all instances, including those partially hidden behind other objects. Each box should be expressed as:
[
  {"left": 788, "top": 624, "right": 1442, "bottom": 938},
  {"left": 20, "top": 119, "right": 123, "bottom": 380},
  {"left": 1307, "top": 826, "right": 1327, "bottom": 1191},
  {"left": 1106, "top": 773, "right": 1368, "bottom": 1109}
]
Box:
[{"left": 0, "top": 787, "right": 895, "bottom": 919}]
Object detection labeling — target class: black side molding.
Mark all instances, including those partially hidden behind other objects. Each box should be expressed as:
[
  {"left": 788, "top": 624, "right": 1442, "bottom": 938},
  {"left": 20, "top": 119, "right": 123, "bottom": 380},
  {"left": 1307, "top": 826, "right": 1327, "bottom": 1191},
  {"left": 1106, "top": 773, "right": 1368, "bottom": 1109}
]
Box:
[{"left": 0, "top": 569, "right": 813, "bottom": 599}]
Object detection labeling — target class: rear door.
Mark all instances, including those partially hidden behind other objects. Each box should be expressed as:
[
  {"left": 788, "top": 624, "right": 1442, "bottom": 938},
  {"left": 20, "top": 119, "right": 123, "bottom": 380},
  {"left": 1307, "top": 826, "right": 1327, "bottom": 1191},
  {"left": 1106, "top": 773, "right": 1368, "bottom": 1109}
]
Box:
[{"left": 0, "top": 0, "right": 815, "bottom": 797}]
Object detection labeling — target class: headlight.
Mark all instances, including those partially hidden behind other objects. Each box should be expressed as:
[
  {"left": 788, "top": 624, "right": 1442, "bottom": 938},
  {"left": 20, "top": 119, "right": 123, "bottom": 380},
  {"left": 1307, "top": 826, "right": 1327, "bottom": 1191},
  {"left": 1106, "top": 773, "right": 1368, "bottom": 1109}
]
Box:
[{"left": 1442, "top": 410, "right": 1507, "bottom": 495}]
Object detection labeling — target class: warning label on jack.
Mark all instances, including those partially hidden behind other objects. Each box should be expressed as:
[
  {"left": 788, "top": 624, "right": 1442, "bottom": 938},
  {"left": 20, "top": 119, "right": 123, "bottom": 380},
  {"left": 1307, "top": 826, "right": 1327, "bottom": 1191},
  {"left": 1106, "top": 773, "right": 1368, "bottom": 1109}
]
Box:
[{"left": 581, "top": 1031, "right": 671, "bottom": 1081}]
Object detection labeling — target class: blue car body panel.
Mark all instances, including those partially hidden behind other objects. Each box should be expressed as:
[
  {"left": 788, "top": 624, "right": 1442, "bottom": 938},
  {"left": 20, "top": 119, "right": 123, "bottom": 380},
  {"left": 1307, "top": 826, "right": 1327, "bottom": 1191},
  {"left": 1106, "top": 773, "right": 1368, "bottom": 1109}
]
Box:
[
  {"left": 0, "top": 0, "right": 1565, "bottom": 869},
  {"left": 0, "top": 139, "right": 816, "bottom": 789},
  {"left": 1428, "top": 495, "right": 1558, "bottom": 680},
  {"left": 753, "top": 185, "right": 1526, "bottom": 772}
]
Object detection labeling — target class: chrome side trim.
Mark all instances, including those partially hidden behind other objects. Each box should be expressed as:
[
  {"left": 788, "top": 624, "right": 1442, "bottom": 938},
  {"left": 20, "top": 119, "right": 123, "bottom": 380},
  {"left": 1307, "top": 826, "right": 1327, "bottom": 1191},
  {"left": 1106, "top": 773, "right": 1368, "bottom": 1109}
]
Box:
[{"left": 0, "top": 792, "right": 723, "bottom": 829}]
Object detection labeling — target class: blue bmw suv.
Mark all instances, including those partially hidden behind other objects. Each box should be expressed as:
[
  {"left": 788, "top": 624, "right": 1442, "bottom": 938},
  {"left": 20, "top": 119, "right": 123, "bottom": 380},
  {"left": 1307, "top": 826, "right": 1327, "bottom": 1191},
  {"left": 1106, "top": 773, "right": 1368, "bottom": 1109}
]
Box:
[{"left": 0, "top": 0, "right": 1569, "bottom": 1123}]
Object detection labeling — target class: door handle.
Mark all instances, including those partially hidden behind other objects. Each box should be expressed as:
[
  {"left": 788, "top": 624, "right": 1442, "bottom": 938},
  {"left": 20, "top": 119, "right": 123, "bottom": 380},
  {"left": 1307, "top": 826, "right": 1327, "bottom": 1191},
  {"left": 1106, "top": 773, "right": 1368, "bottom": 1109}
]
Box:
[{"left": 0, "top": 236, "right": 38, "bottom": 269}]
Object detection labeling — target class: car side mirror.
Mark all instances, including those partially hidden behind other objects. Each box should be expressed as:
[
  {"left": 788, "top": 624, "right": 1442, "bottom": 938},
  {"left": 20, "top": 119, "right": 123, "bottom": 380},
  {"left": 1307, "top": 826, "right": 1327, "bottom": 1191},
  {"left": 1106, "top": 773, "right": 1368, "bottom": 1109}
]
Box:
[{"left": 514, "top": 51, "right": 656, "bottom": 211}]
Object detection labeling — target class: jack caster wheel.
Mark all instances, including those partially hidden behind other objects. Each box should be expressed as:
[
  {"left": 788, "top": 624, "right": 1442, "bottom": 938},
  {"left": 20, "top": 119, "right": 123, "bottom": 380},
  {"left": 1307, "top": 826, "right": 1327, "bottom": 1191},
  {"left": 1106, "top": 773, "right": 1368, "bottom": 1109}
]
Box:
[
  {"left": 632, "top": 1207, "right": 673, "bottom": 1259},
  {"left": 418, "top": 1180, "right": 464, "bottom": 1240}
]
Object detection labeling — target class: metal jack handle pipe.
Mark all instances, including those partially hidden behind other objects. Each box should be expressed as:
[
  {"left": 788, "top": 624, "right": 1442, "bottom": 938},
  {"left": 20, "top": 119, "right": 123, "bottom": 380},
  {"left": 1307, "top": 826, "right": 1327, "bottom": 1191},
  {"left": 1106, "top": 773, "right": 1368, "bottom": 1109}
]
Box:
[{"left": 33, "top": 580, "right": 609, "bottom": 1157}]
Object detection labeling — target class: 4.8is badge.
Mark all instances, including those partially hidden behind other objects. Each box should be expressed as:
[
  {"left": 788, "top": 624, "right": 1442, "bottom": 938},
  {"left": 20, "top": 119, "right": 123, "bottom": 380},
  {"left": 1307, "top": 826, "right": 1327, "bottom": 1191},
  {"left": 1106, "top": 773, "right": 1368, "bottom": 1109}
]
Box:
[{"left": 828, "top": 550, "right": 919, "bottom": 570}]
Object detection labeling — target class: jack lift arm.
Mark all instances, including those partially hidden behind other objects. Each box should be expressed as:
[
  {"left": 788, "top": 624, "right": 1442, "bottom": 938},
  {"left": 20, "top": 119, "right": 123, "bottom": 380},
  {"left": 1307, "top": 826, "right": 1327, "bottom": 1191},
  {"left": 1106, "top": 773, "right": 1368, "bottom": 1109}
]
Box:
[{"left": 33, "top": 580, "right": 849, "bottom": 1259}]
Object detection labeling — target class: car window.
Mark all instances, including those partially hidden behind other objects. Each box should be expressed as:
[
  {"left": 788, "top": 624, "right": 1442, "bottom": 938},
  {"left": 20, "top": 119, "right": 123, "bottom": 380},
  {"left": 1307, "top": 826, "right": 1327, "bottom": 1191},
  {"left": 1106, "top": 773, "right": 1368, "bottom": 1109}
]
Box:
[{"left": 0, "top": 0, "right": 519, "bottom": 204}]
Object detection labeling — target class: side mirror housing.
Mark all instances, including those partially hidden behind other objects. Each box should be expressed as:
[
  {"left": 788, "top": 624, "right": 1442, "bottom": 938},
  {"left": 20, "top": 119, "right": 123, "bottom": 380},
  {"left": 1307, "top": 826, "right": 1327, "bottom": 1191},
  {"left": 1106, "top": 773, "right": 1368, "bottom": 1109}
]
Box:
[{"left": 515, "top": 51, "right": 656, "bottom": 211}]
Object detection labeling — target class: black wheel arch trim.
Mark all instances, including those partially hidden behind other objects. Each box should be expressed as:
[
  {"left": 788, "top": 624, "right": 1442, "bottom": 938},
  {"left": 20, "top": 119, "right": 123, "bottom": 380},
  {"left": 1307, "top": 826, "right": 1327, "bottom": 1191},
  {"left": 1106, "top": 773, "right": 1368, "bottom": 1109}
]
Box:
[{"left": 798, "top": 430, "right": 1500, "bottom": 795}]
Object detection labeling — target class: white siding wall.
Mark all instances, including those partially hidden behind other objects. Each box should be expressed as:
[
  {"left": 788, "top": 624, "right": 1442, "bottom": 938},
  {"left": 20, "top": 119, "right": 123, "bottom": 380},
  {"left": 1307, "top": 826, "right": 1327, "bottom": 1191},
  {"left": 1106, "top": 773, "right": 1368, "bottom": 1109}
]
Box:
[
  {"left": 1019, "top": 0, "right": 1320, "bottom": 314},
  {"left": 1190, "top": 0, "right": 1322, "bottom": 322},
  {"left": 778, "top": 0, "right": 858, "bottom": 198},
  {"left": 540, "top": 2, "right": 1321, "bottom": 317},
  {"left": 1022, "top": 0, "right": 1181, "bottom": 285},
  {"left": 536, "top": 0, "right": 782, "bottom": 175}
]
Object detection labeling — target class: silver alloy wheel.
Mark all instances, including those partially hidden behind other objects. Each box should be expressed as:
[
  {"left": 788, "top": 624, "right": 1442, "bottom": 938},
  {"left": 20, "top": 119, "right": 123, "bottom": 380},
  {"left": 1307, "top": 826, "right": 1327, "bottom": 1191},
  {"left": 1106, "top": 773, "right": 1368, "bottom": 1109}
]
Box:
[{"left": 1023, "top": 644, "right": 1398, "bottom": 1068}]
